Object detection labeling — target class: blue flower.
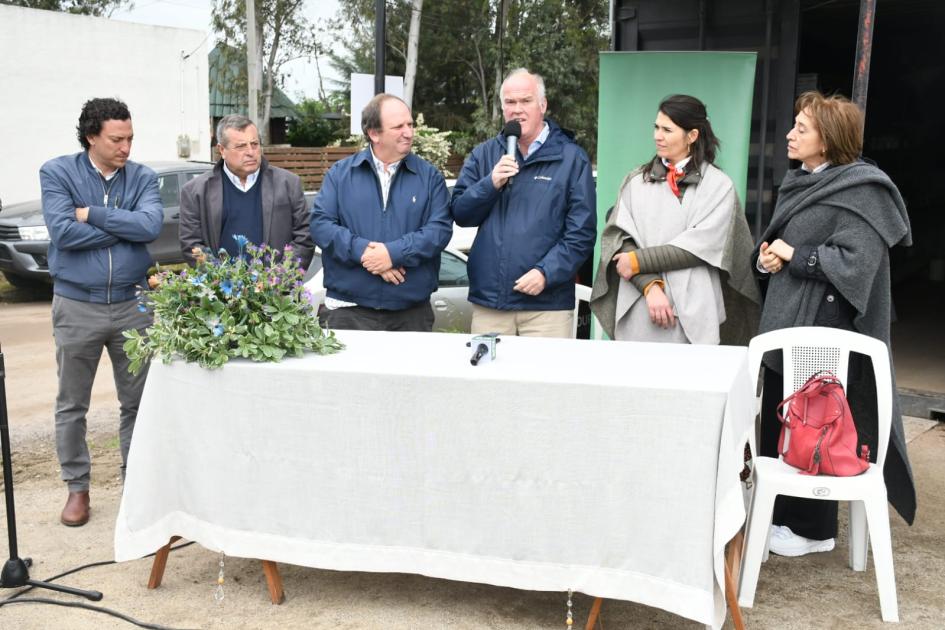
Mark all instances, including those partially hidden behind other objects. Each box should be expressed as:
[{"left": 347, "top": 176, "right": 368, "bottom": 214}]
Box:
[
  {"left": 232, "top": 234, "right": 249, "bottom": 252},
  {"left": 212, "top": 323, "right": 225, "bottom": 337},
  {"left": 189, "top": 274, "right": 207, "bottom": 286},
  {"left": 220, "top": 279, "right": 233, "bottom": 297}
]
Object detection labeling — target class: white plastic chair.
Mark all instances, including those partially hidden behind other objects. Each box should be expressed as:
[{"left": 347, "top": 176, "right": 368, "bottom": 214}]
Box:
[
  {"left": 738, "top": 326, "right": 899, "bottom": 622},
  {"left": 572, "top": 284, "right": 593, "bottom": 339}
]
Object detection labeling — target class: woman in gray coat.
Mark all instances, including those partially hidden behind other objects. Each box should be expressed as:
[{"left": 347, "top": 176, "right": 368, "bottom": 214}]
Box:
[{"left": 754, "top": 91, "right": 914, "bottom": 556}]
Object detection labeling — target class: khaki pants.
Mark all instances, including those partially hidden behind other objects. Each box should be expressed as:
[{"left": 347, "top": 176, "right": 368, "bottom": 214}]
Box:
[{"left": 471, "top": 304, "right": 573, "bottom": 338}]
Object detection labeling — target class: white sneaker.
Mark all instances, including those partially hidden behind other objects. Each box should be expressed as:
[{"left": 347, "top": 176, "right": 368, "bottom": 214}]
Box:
[{"left": 768, "top": 525, "right": 835, "bottom": 557}]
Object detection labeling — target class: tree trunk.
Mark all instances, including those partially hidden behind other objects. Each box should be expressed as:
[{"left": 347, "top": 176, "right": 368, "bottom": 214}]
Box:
[
  {"left": 492, "top": 0, "right": 509, "bottom": 121},
  {"left": 403, "top": 0, "right": 423, "bottom": 109},
  {"left": 472, "top": 38, "right": 488, "bottom": 115},
  {"left": 256, "top": 16, "right": 268, "bottom": 144}
]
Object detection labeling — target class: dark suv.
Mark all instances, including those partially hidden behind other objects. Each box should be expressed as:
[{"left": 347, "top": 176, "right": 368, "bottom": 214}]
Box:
[{"left": 0, "top": 161, "right": 214, "bottom": 288}]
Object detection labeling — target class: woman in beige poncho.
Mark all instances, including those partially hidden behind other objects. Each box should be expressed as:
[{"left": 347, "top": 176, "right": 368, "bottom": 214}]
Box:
[{"left": 591, "top": 94, "right": 759, "bottom": 345}]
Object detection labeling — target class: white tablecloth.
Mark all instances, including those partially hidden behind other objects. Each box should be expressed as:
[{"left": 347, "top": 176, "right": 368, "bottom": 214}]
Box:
[{"left": 115, "top": 331, "right": 753, "bottom": 628}]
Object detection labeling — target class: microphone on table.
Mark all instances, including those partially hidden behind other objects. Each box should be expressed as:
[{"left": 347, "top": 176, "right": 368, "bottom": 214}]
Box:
[
  {"left": 466, "top": 333, "right": 501, "bottom": 366},
  {"left": 502, "top": 120, "right": 522, "bottom": 186}
]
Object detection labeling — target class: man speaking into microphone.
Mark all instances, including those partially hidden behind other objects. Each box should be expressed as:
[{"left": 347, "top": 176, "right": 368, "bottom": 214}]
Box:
[{"left": 451, "top": 68, "right": 596, "bottom": 338}]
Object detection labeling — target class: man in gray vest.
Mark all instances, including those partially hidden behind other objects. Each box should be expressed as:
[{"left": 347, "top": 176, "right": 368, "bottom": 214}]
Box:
[{"left": 179, "top": 114, "right": 314, "bottom": 269}]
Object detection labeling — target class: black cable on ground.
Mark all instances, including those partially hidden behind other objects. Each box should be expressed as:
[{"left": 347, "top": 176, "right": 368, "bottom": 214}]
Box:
[
  {"left": 0, "top": 597, "right": 195, "bottom": 630},
  {"left": 3, "top": 540, "right": 195, "bottom": 601},
  {"left": 0, "top": 540, "right": 198, "bottom": 629}
]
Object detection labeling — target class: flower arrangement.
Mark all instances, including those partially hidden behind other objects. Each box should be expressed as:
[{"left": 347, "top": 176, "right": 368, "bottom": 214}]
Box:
[{"left": 123, "top": 236, "right": 343, "bottom": 373}]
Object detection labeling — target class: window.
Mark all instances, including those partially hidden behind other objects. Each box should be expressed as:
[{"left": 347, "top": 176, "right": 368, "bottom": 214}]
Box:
[
  {"left": 158, "top": 175, "right": 180, "bottom": 208},
  {"left": 438, "top": 252, "right": 468, "bottom": 287}
]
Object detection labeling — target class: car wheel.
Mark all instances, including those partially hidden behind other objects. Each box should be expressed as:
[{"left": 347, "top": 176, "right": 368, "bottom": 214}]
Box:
[{"left": 2, "top": 272, "right": 48, "bottom": 289}]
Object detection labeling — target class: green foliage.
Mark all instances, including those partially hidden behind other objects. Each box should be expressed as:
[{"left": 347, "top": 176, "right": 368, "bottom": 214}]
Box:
[
  {"left": 286, "top": 98, "right": 346, "bottom": 147},
  {"left": 411, "top": 114, "right": 454, "bottom": 177},
  {"left": 1, "top": 0, "right": 129, "bottom": 17},
  {"left": 123, "top": 239, "right": 343, "bottom": 373},
  {"left": 211, "top": 0, "right": 323, "bottom": 140},
  {"left": 330, "top": 0, "right": 608, "bottom": 158}
]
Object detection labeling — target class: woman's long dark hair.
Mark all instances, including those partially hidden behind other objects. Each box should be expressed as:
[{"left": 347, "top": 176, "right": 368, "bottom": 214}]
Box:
[{"left": 642, "top": 94, "right": 721, "bottom": 178}]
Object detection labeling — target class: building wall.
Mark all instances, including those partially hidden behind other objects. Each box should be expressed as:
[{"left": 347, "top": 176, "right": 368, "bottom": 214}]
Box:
[{"left": 0, "top": 5, "right": 210, "bottom": 204}]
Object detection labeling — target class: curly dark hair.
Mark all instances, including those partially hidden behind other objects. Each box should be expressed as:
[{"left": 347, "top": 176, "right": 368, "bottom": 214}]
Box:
[{"left": 76, "top": 98, "right": 131, "bottom": 150}]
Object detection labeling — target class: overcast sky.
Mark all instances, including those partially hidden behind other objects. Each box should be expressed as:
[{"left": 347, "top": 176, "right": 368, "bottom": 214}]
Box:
[{"left": 110, "top": 0, "right": 342, "bottom": 101}]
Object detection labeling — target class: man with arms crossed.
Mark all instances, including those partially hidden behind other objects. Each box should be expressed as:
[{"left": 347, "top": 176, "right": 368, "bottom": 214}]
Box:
[{"left": 40, "top": 97, "right": 162, "bottom": 526}]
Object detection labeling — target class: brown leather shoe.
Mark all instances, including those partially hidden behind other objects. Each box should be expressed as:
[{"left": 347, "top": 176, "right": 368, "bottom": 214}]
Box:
[{"left": 60, "top": 491, "right": 90, "bottom": 527}]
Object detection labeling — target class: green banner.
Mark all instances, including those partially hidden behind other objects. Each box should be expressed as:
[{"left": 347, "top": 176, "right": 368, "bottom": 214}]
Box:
[
  {"left": 596, "top": 50, "right": 757, "bottom": 221},
  {"left": 593, "top": 51, "right": 757, "bottom": 336}
]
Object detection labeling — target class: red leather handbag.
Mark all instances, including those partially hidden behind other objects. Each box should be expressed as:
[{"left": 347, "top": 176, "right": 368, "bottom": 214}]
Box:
[{"left": 776, "top": 371, "right": 870, "bottom": 476}]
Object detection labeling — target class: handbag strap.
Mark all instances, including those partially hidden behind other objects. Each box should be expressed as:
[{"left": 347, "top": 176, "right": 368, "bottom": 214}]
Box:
[{"left": 775, "top": 371, "right": 841, "bottom": 425}]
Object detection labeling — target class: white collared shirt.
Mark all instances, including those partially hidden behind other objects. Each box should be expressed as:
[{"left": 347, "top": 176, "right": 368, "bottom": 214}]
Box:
[
  {"left": 88, "top": 153, "right": 119, "bottom": 181},
  {"left": 88, "top": 153, "right": 122, "bottom": 206},
  {"left": 222, "top": 162, "right": 260, "bottom": 192},
  {"left": 370, "top": 147, "right": 402, "bottom": 207},
  {"left": 524, "top": 122, "right": 550, "bottom": 159},
  {"left": 661, "top": 156, "right": 692, "bottom": 174},
  {"left": 802, "top": 161, "right": 831, "bottom": 174}
]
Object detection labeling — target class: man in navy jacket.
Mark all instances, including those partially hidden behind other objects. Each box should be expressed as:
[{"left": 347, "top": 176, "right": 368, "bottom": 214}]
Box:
[
  {"left": 451, "top": 69, "right": 596, "bottom": 337},
  {"left": 310, "top": 94, "right": 452, "bottom": 331},
  {"left": 40, "top": 98, "right": 162, "bottom": 526}
]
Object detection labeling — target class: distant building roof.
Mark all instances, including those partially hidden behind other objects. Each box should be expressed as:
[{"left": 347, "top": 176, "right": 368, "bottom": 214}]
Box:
[{"left": 209, "top": 44, "right": 298, "bottom": 119}]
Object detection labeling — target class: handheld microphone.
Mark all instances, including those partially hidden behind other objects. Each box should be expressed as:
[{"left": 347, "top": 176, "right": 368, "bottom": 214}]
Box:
[
  {"left": 466, "top": 333, "right": 501, "bottom": 366},
  {"left": 470, "top": 343, "right": 489, "bottom": 366},
  {"left": 502, "top": 120, "right": 522, "bottom": 186}
]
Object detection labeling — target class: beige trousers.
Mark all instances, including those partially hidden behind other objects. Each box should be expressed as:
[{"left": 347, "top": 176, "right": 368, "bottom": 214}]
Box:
[{"left": 471, "top": 304, "right": 574, "bottom": 338}]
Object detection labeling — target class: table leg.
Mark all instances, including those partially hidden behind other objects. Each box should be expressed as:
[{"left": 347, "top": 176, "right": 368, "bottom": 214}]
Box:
[
  {"left": 147, "top": 536, "right": 182, "bottom": 589},
  {"left": 724, "top": 529, "right": 746, "bottom": 630},
  {"left": 585, "top": 596, "right": 603, "bottom": 630},
  {"left": 261, "top": 560, "right": 285, "bottom": 604}
]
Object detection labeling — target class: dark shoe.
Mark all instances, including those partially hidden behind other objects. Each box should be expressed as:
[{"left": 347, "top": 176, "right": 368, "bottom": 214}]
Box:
[{"left": 60, "top": 491, "right": 90, "bottom": 527}]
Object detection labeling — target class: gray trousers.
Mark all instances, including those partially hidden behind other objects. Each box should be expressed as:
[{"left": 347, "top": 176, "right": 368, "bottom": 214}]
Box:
[{"left": 52, "top": 294, "right": 152, "bottom": 492}]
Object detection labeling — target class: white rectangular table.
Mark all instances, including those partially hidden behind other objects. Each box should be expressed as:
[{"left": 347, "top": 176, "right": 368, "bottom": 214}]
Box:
[{"left": 115, "top": 331, "right": 753, "bottom": 628}]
